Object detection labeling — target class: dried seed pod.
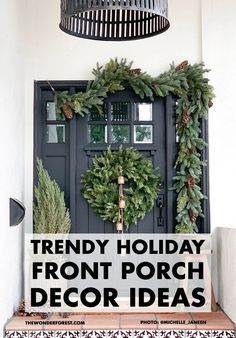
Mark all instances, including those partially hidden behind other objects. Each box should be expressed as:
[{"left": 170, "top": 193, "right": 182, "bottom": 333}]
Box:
[
  {"left": 175, "top": 60, "right": 189, "bottom": 72},
  {"left": 181, "top": 113, "right": 190, "bottom": 125},
  {"left": 39, "top": 313, "right": 49, "bottom": 319},
  {"left": 189, "top": 144, "right": 196, "bottom": 154},
  {"left": 186, "top": 176, "right": 196, "bottom": 188},
  {"left": 128, "top": 68, "right": 141, "bottom": 75},
  {"left": 189, "top": 209, "right": 198, "bottom": 223},
  {"left": 208, "top": 100, "right": 213, "bottom": 108},
  {"left": 62, "top": 103, "right": 74, "bottom": 120}
]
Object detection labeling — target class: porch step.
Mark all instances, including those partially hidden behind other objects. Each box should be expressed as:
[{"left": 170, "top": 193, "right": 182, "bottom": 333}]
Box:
[{"left": 5, "top": 311, "right": 235, "bottom": 338}]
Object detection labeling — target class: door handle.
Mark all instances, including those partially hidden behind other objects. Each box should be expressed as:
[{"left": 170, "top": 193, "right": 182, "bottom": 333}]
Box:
[
  {"left": 158, "top": 200, "right": 163, "bottom": 218},
  {"left": 157, "top": 196, "right": 164, "bottom": 226}
]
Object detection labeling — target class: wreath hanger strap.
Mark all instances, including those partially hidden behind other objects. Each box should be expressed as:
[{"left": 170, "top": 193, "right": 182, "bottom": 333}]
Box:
[{"left": 117, "top": 165, "right": 124, "bottom": 233}]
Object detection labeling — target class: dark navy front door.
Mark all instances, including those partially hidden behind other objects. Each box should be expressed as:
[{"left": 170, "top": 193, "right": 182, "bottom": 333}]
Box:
[{"left": 34, "top": 82, "right": 178, "bottom": 233}]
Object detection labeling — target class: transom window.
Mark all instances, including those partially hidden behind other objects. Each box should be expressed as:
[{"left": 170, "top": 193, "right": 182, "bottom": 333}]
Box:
[{"left": 88, "top": 102, "right": 153, "bottom": 144}]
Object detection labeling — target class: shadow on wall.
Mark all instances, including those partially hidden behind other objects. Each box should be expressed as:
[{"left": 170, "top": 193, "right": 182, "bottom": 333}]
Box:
[{"left": 212, "top": 227, "right": 236, "bottom": 323}]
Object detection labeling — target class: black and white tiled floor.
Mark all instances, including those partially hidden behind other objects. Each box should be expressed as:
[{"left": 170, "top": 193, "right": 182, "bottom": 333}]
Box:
[{"left": 5, "top": 330, "right": 236, "bottom": 338}]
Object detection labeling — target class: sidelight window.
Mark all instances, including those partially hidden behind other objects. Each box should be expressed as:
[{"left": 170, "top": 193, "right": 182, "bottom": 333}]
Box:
[{"left": 46, "top": 101, "right": 66, "bottom": 143}]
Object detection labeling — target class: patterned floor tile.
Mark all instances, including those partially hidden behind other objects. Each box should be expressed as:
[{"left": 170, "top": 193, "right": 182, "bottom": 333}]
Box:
[
  {"left": 5, "top": 332, "right": 29, "bottom": 338},
  {"left": 133, "top": 330, "right": 159, "bottom": 337},
  {"left": 81, "top": 331, "right": 107, "bottom": 338},
  {"left": 29, "top": 332, "right": 54, "bottom": 338},
  {"left": 106, "top": 330, "right": 133, "bottom": 338},
  {"left": 54, "top": 331, "right": 81, "bottom": 338},
  {"left": 212, "top": 331, "right": 235, "bottom": 338},
  {"left": 159, "top": 330, "right": 185, "bottom": 338},
  {"left": 186, "top": 330, "right": 211, "bottom": 338}
]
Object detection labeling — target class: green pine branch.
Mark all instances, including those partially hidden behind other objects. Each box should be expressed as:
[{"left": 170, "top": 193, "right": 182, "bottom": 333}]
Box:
[
  {"left": 54, "top": 58, "right": 215, "bottom": 233},
  {"left": 34, "top": 159, "right": 71, "bottom": 233}
]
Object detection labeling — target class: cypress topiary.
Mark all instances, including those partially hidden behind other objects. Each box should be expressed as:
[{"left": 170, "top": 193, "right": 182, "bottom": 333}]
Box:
[{"left": 33, "top": 159, "right": 71, "bottom": 233}]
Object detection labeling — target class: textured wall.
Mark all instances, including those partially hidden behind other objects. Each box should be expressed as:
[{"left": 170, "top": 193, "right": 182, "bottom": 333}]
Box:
[
  {"left": 214, "top": 228, "right": 236, "bottom": 323},
  {"left": 201, "top": 0, "right": 236, "bottom": 317},
  {"left": 0, "top": 0, "right": 26, "bottom": 336},
  {"left": 202, "top": 0, "right": 236, "bottom": 231}
]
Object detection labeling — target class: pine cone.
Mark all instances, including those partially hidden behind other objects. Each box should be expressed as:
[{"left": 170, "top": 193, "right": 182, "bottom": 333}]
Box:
[
  {"left": 18, "top": 299, "right": 25, "bottom": 311},
  {"left": 181, "top": 113, "right": 190, "bottom": 125},
  {"left": 183, "top": 106, "right": 190, "bottom": 114},
  {"left": 151, "top": 83, "right": 158, "bottom": 90},
  {"left": 186, "top": 175, "right": 196, "bottom": 188},
  {"left": 175, "top": 60, "right": 189, "bottom": 72},
  {"left": 208, "top": 100, "right": 213, "bottom": 108},
  {"left": 189, "top": 144, "right": 196, "bottom": 154},
  {"left": 39, "top": 313, "right": 49, "bottom": 319},
  {"left": 62, "top": 103, "right": 74, "bottom": 120},
  {"left": 59, "top": 312, "right": 71, "bottom": 318},
  {"left": 189, "top": 209, "right": 198, "bottom": 222},
  {"left": 128, "top": 68, "right": 141, "bottom": 76},
  {"left": 15, "top": 300, "right": 27, "bottom": 316}
]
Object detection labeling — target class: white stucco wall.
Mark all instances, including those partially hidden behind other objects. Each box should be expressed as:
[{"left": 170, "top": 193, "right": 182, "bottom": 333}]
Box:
[
  {"left": 0, "top": 0, "right": 26, "bottom": 336},
  {"left": 214, "top": 228, "right": 236, "bottom": 323},
  {"left": 201, "top": 0, "right": 236, "bottom": 320},
  {"left": 202, "top": 0, "right": 236, "bottom": 231}
]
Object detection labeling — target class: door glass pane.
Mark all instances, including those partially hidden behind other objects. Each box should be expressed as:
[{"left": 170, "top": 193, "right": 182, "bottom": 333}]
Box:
[
  {"left": 46, "top": 125, "right": 65, "bottom": 143},
  {"left": 111, "top": 125, "right": 130, "bottom": 143},
  {"left": 176, "top": 124, "right": 180, "bottom": 143},
  {"left": 89, "top": 105, "right": 108, "bottom": 121},
  {"left": 111, "top": 102, "right": 130, "bottom": 121},
  {"left": 47, "top": 102, "right": 65, "bottom": 121},
  {"left": 134, "top": 103, "right": 152, "bottom": 121},
  {"left": 89, "top": 125, "right": 107, "bottom": 143},
  {"left": 134, "top": 125, "right": 153, "bottom": 143}
]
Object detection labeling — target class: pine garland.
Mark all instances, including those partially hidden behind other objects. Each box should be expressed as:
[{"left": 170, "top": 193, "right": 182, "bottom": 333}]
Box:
[
  {"left": 34, "top": 159, "right": 71, "bottom": 233},
  {"left": 81, "top": 146, "right": 161, "bottom": 228},
  {"left": 56, "top": 58, "right": 214, "bottom": 233}
]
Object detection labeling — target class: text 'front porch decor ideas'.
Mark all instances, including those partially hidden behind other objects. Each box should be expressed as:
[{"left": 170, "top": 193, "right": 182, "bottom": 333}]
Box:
[
  {"left": 54, "top": 58, "right": 214, "bottom": 233},
  {"left": 59, "top": 0, "right": 170, "bottom": 41}
]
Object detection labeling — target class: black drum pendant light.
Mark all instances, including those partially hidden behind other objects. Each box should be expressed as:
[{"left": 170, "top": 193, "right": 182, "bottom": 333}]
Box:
[{"left": 59, "top": 0, "right": 170, "bottom": 41}]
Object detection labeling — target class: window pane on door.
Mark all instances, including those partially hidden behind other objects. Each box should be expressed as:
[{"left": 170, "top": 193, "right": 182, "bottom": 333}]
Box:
[
  {"left": 134, "top": 125, "right": 153, "bottom": 143},
  {"left": 111, "top": 102, "right": 130, "bottom": 121},
  {"left": 47, "top": 102, "right": 65, "bottom": 121},
  {"left": 89, "top": 125, "right": 107, "bottom": 143},
  {"left": 134, "top": 103, "right": 152, "bottom": 121},
  {"left": 46, "top": 125, "right": 65, "bottom": 143},
  {"left": 89, "top": 107, "right": 108, "bottom": 121},
  {"left": 111, "top": 125, "right": 130, "bottom": 143}
]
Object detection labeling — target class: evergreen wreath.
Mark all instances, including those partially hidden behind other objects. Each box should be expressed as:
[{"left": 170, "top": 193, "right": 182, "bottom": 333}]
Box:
[
  {"left": 81, "top": 146, "right": 161, "bottom": 228},
  {"left": 55, "top": 58, "right": 215, "bottom": 233}
]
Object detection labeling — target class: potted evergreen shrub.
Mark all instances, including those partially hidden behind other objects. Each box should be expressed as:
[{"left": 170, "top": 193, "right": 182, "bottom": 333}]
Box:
[{"left": 34, "top": 159, "right": 71, "bottom": 233}]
